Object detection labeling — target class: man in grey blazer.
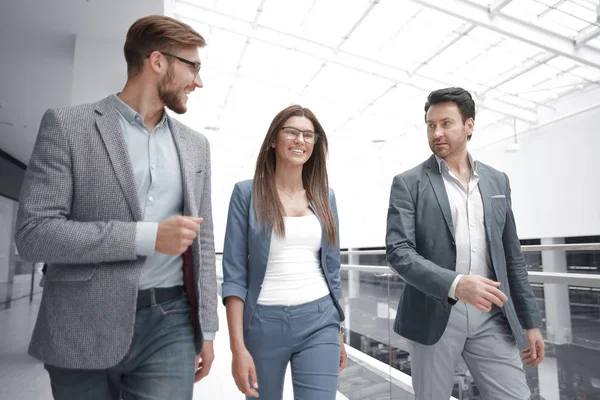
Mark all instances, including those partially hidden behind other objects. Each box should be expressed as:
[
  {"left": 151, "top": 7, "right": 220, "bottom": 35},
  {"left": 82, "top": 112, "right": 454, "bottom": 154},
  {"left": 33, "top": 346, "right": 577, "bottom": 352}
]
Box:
[
  {"left": 15, "top": 16, "right": 218, "bottom": 399},
  {"left": 386, "top": 87, "right": 544, "bottom": 399}
]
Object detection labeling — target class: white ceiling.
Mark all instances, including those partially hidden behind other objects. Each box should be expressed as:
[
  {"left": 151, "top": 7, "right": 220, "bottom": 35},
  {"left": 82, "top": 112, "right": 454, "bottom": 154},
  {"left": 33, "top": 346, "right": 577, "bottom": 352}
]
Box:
[
  {"left": 2, "top": 0, "right": 600, "bottom": 201},
  {"left": 1, "top": 0, "right": 600, "bottom": 248},
  {"left": 169, "top": 0, "right": 600, "bottom": 190}
]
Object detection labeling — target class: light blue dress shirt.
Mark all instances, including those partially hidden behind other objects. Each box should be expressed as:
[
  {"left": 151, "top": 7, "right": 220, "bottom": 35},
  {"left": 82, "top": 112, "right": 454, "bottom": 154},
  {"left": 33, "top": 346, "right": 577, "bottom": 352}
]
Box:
[{"left": 112, "top": 94, "right": 215, "bottom": 340}]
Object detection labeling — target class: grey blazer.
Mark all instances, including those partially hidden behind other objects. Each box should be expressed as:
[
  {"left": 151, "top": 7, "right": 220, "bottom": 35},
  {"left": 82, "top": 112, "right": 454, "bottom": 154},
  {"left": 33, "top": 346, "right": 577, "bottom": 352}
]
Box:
[
  {"left": 15, "top": 96, "right": 218, "bottom": 369},
  {"left": 221, "top": 180, "right": 345, "bottom": 334},
  {"left": 386, "top": 155, "right": 541, "bottom": 346}
]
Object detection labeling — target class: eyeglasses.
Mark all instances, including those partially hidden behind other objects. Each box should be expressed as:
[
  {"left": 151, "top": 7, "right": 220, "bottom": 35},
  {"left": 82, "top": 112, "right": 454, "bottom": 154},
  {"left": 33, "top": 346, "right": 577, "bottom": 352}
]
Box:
[
  {"left": 160, "top": 52, "right": 201, "bottom": 77},
  {"left": 280, "top": 127, "right": 319, "bottom": 144}
]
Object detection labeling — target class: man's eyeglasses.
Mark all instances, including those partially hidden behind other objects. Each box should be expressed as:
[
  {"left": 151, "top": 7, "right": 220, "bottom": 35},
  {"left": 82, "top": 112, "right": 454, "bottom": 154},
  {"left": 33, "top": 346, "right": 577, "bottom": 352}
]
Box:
[
  {"left": 281, "top": 127, "right": 319, "bottom": 144},
  {"left": 160, "top": 52, "right": 201, "bottom": 77}
]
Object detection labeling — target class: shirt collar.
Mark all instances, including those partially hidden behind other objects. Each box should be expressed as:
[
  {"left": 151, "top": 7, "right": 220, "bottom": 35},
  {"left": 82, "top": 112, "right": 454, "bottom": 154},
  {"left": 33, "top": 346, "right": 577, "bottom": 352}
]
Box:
[
  {"left": 435, "top": 153, "right": 478, "bottom": 176},
  {"left": 111, "top": 93, "right": 168, "bottom": 129}
]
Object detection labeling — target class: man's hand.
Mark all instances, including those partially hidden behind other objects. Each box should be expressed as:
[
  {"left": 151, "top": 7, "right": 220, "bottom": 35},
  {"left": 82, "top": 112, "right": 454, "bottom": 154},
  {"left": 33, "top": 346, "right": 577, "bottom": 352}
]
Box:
[
  {"left": 194, "top": 340, "right": 215, "bottom": 382},
  {"left": 156, "top": 216, "right": 203, "bottom": 255},
  {"left": 231, "top": 346, "right": 259, "bottom": 397},
  {"left": 455, "top": 275, "right": 508, "bottom": 312},
  {"left": 522, "top": 328, "right": 545, "bottom": 367},
  {"left": 339, "top": 333, "right": 347, "bottom": 373}
]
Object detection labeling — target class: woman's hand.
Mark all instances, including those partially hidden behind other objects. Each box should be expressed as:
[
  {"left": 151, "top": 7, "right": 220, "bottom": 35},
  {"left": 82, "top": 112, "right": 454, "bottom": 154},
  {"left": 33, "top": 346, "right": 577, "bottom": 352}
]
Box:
[
  {"left": 232, "top": 346, "right": 259, "bottom": 397},
  {"left": 339, "top": 333, "right": 347, "bottom": 372}
]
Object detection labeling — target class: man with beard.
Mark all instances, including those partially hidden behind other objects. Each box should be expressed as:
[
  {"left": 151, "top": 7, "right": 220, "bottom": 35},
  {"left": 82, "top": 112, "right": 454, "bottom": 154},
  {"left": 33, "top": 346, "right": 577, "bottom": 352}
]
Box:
[
  {"left": 386, "top": 87, "right": 544, "bottom": 399},
  {"left": 15, "top": 16, "right": 218, "bottom": 400}
]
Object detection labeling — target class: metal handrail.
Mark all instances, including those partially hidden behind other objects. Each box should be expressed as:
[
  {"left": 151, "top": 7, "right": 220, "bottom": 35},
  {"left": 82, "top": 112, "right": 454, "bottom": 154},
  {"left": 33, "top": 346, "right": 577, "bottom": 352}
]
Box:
[
  {"left": 341, "top": 243, "right": 600, "bottom": 255},
  {"left": 341, "top": 264, "right": 600, "bottom": 288}
]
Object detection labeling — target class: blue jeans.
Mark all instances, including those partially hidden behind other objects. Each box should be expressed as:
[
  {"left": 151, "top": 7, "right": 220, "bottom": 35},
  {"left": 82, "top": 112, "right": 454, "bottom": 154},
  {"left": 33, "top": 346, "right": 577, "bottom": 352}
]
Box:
[
  {"left": 245, "top": 295, "right": 341, "bottom": 400},
  {"left": 45, "top": 294, "right": 196, "bottom": 400}
]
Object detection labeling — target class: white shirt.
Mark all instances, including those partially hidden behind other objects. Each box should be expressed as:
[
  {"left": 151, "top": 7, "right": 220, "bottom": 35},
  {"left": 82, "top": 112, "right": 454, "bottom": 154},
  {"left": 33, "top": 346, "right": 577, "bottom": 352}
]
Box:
[
  {"left": 436, "top": 155, "right": 492, "bottom": 300},
  {"left": 257, "top": 215, "right": 330, "bottom": 306}
]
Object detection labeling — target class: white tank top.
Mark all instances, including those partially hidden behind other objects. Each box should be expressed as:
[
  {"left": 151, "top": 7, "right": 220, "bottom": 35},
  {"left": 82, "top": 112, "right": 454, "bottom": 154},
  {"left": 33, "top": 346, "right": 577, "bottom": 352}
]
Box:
[{"left": 256, "top": 214, "right": 331, "bottom": 306}]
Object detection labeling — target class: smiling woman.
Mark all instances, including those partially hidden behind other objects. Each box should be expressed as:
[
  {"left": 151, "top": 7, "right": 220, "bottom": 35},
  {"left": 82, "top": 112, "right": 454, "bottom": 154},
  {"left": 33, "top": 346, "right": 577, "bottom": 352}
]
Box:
[{"left": 222, "top": 105, "right": 347, "bottom": 400}]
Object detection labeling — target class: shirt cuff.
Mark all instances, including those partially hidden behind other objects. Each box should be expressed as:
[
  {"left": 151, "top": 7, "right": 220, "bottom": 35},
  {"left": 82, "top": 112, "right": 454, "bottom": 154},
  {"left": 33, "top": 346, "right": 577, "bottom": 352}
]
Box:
[
  {"left": 203, "top": 331, "right": 216, "bottom": 341},
  {"left": 448, "top": 274, "right": 464, "bottom": 300},
  {"left": 135, "top": 222, "right": 159, "bottom": 256}
]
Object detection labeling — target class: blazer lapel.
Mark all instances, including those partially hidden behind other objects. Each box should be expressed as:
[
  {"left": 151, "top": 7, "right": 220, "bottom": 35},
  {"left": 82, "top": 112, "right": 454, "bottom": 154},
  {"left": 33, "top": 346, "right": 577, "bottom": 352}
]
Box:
[
  {"left": 95, "top": 97, "right": 142, "bottom": 221},
  {"left": 249, "top": 194, "right": 272, "bottom": 282},
  {"left": 309, "top": 202, "right": 328, "bottom": 256},
  {"left": 474, "top": 166, "right": 495, "bottom": 253},
  {"left": 169, "top": 120, "right": 193, "bottom": 216},
  {"left": 425, "top": 156, "right": 455, "bottom": 241}
]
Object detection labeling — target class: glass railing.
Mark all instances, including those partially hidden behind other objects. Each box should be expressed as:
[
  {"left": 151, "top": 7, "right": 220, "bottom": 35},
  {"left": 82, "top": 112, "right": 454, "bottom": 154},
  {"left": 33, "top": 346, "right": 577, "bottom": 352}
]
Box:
[{"left": 337, "top": 244, "right": 600, "bottom": 400}]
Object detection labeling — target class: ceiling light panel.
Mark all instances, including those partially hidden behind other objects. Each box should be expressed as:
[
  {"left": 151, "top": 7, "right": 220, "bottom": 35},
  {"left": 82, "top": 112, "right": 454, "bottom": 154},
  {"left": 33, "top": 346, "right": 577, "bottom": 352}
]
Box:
[
  {"left": 237, "top": 40, "right": 323, "bottom": 93},
  {"left": 258, "top": 0, "right": 322, "bottom": 33},
  {"left": 193, "top": 0, "right": 263, "bottom": 21},
  {"left": 501, "top": 0, "right": 552, "bottom": 23},
  {"left": 546, "top": 55, "right": 583, "bottom": 71},
  {"left": 457, "top": 44, "right": 530, "bottom": 84},
  {"left": 339, "top": 0, "right": 422, "bottom": 58},
  {"left": 378, "top": 7, "right": 465, "bottom": 70},
  {"left": 176, "top": 3, "right": 251, "bottom": 35},
  {"left": 301, "top": 62, "right": 392, "bottom": 115},
  {"left": 297, "top": 0, "right": 375, "bottom": 48},
  {"left": 537, "top": 8, "right": 589, "bottom": 36},
  {"left": 558, "top": 1, "right": 599, "bottom": 23},
  {"left": 202, "top": 28, "right": 249, "bottom": 74},
  {"left": 568, "top": 65, "right": 600, "bottom": 80}
]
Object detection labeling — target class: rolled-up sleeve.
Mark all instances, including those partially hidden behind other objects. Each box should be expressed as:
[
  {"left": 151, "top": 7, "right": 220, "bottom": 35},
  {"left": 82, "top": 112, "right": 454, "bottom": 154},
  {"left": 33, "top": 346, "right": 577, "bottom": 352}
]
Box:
[{"left": 221, "top": 183, "right": 250, "bottom": 304}]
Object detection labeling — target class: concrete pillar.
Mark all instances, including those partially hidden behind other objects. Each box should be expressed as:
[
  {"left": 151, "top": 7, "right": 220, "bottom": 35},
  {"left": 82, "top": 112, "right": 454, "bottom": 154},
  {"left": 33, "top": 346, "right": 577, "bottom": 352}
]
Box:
[
  {"left": 348, "top": 248, "right": 360, "bottom": 299},
  {"left": 344, "top": 248, "right": 361, "bottom": 344},
  {"left": 541, "top": 237, "right": 572, "bottom": 345}
]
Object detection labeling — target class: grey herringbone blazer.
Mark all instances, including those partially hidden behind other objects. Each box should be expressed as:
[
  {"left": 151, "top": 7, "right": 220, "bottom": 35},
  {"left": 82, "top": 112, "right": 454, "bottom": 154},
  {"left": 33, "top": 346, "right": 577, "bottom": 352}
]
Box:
[{"left": 15, "top": 96, "right": 218, "bottom": 369}]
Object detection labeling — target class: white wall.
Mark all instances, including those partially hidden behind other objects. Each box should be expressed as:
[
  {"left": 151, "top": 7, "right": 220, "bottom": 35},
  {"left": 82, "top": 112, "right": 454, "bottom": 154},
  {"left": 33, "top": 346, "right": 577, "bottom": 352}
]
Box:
[
  {"left": 0, "top": 0, "right": 167, "bottom": 163},
  {"left": 70, "top": 0, "right": 167, "bottom": 105},
  {"left": 0, "top": 33, "right": 76, "bottom": 163},
  {"left": 472, "top": 104, "right": 600, "bottom": 240}
]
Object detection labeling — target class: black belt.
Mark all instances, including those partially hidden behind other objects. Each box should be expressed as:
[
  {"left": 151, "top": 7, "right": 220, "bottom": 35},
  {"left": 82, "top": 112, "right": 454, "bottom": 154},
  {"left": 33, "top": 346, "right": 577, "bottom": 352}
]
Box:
[{"left": 136, "top": 286, "right": 185, "bottom": 309}]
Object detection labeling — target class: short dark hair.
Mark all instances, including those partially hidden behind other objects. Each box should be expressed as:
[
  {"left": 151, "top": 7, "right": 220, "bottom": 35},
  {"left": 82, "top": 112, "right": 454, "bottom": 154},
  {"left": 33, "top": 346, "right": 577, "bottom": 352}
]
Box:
[
  {"left": 424, "top": 87, "right": 475, "bottom": 123},
  {"left": 124, "top": 15, "right": 206, "bottom": 78}
]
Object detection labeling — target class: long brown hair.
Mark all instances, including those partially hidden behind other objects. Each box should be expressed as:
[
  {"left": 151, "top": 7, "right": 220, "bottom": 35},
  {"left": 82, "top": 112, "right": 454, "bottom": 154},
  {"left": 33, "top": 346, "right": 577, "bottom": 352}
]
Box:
[{"left": 253, "top": 105, "right": 337, "bottom": 245}]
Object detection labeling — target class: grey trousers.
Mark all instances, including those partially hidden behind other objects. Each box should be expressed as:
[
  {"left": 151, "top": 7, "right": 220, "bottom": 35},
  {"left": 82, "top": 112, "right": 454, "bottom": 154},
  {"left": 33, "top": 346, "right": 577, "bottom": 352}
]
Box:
[
  {"left": 245, "top": 295, "right": 341, "bottom": 400},
  {"left": 409, "top": 302, "right": 530, "bottom": 400}
]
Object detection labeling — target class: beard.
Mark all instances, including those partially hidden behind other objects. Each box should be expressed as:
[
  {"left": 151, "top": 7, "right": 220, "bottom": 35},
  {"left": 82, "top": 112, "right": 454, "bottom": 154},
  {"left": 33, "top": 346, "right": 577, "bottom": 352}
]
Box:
[{"left": 158, "top": 66, "right": 187, "bottom": 114}]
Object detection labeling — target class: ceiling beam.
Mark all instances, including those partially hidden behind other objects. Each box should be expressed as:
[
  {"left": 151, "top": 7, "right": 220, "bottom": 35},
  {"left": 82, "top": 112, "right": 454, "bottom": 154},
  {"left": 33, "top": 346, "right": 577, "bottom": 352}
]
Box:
[
  {"left": 409, "top": 0, "right": 600, "bottom": 69},
  {"left": 489, "top": 0, "right": 512, "bottom": 15},
  {"left": 575, "top": 27, "right": 600, "bottom": 47},
  {"left": 411, "top": 24, "right": 475, "bottom": 74}
]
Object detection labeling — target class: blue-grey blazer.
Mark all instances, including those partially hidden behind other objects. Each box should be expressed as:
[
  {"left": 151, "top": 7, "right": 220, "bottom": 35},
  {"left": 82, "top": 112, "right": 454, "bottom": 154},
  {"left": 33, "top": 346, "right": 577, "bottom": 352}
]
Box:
[{"left": 222, "top": 179, "right": 345, "bottom": 333}]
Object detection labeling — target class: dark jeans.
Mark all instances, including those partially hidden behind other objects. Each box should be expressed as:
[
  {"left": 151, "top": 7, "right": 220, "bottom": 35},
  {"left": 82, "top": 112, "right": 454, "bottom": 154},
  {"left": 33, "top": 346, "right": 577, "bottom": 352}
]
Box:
[{"left": 45, "top": 295, "right": 196, "bottom": 400}]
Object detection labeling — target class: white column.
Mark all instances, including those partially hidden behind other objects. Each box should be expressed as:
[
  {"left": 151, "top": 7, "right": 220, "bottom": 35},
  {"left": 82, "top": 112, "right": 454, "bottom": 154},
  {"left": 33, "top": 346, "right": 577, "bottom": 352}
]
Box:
[
  {"left": 541, "top": 237, "right": 572, "bottom": 345},
  {"left": 344, "top": 248, "right": 361, "bottom": 344},
  {"left": 348, "top": 248, "right": 360, "bottom": 298}
]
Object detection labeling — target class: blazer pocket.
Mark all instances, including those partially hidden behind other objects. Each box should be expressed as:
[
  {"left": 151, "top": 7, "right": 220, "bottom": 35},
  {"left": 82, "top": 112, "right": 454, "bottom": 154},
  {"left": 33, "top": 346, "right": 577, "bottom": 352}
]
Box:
[{"left": 44, "top": 264, "right": 99, "bottom": 282}]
